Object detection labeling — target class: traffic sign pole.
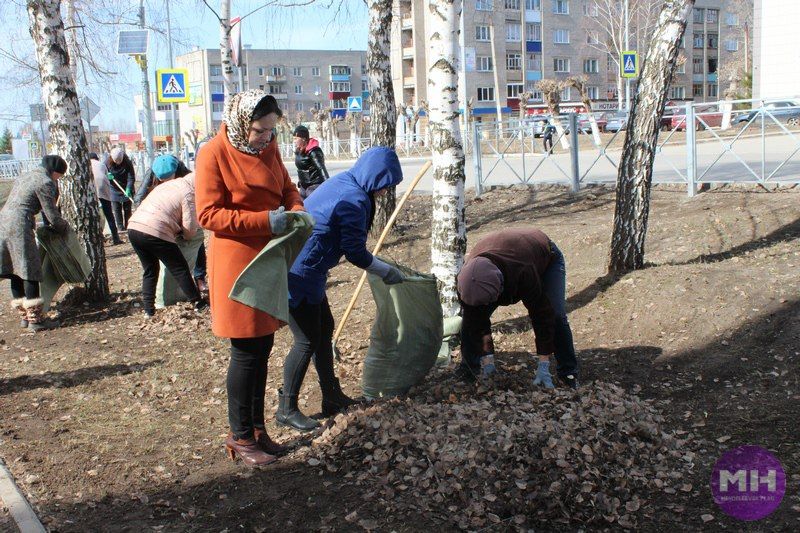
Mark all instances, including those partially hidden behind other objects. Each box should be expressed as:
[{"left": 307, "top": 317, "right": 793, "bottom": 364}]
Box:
[
  {"left": 138, "top": 0, "right": 155, "bottom": 167},
  {"left": 166, "top": 0, "right": 180, "bottom": 156}
]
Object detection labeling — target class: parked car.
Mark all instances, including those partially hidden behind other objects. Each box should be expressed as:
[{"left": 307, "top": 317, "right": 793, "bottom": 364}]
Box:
[
  {"left": 733, "top": 100, "right": 800, "bottom": 126},
  {"left": 577, "top": 113, "right": 609, "bottom": 134},
  {"left": 604, "top": 112, "right": 629, "bottom": 133},
  {"left": 670, "top": 105, "right": 723, "bottom": 131},
  {"left": 660, "top": 102, "right": 682, "bottom": 131}
]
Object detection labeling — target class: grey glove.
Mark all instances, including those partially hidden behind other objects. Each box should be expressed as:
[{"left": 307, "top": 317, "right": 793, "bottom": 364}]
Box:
[
  {"left": 366, "top": 257, "right": 404, "bottom": 285},
  {"left": 268, "top": 206, "right": 288, "bottom": 236}
]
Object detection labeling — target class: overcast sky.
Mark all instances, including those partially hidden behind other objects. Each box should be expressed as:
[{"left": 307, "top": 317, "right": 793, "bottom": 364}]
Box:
[{"left": 0, "top": 0, "right": 368, "bottom": 135}]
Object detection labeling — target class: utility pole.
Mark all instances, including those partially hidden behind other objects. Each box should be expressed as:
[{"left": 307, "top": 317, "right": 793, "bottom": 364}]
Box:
[
  {"left": 138, "top": 0, "right": 155, "bottom": 165},
  {"left": 165, "top": 0, "right": 180, "bottom": 155},
  {"left": 489, "top": 23, "right": 503, "bottom": 134},
  {"left": 624, "top": 0, "right": 630, "bottom": 111}
]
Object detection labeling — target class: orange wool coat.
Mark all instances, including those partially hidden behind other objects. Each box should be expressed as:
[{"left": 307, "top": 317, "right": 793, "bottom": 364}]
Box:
[{"left": 195, "top": 125, "right": 304, "bottom": 338}]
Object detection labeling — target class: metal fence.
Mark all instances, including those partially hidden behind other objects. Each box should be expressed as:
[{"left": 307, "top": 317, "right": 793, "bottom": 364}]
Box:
[
  {"left": 278, "top": 129, "right": 475, "bottom": 161},
  {"left": 472, "top": 96, "right": 800, "bottom": 197},
  {"left": 0, "top": 158, "right": 43, "bottom": 180}
]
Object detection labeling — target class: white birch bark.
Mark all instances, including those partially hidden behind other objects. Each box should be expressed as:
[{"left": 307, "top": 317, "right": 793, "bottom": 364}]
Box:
[
  {"left": 368, "top": 0, "right": 397, "bottom": 238},
  {"left": 63, "top": 0, "right": 79, "bottom": 87},
  {"left": 219, "top": 0, "right": 235, "bottom": 98},
  {"left": 428, "top": 0, "right": 466, "bottom": 317},
  {"left": 609, "top": 0, "right": 694, "bottom": 273},
  {"left": 27, "top": 0, "right": 109, "bottom": 301}
]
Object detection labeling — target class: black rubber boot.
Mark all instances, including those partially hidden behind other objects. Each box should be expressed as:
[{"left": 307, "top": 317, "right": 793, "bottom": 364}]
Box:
[
  {"left": 320, "top": 379, "right": 360, "bottom": 417},
  {"left": 275, "top": 388, "right": 319, "bottom": 431}
]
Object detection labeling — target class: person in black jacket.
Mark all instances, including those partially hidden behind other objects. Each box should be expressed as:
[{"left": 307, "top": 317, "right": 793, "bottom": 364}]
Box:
[
  {"left": 292, "top": 125, "right": 330, "bottom": 199},
  {"left": 104, "top": 147, "right": 136, "bottom": 229}
]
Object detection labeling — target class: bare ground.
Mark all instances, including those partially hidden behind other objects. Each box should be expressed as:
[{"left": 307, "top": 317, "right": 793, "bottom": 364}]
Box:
[{"left": 0, "top": 185, "right": 799, "bottom": 532}]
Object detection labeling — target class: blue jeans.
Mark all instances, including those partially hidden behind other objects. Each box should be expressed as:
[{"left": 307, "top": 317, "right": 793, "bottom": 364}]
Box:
[
  {"left": 459, "top": 241, "right": 579, "bottom": 379},
  {"left": 540, "top": 241, "right": 578, "bottom": 378},
  {"left": 193, "top": 243, "right": 207, "bottom": 280}
]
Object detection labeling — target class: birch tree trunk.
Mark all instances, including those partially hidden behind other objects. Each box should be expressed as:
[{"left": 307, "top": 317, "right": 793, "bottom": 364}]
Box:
[
  {"left": 64, "top": 0, "right": 79, "bottom": 86},
  {"left": 428, "top": 0, "right": 466, "bottom": 317},
  {"left": 27, "top": 0, "right": 109, "bottom": 301},
  {"left": 219, "top": 0, "right": 235, "bottom": 98},
  {"left": 367, "top": 0, "right": 397, "bottom": 239},
  {"left": 608, "top": 0, "right": 694, "bottom": 273}
]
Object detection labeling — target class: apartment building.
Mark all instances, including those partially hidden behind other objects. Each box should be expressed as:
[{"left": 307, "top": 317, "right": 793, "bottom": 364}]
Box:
[
  {"left": 391, "top": 0, "right": 751, "bottom": 118},
  {"left": 753, "top": 0, "right": 800, "bottom": 99},
  {"left": 176, "top": 47, "right": 368, "bottom": 137}
]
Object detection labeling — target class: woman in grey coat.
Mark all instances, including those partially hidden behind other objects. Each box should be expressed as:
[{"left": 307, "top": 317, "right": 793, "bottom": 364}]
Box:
[{"left": 0, "top": 155, "right": 69, "bottom": 331}]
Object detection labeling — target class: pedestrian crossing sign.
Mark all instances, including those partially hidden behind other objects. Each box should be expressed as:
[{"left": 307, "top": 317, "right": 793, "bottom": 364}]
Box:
[
  {"left": 156, "top": 69, "right": 190, "bottom": 103},
  {"left": 621, "top": 51, "right": 638, "bottom": 78},
  {"left": 347, "top": 96, "right": 363, "bottom": 112}
]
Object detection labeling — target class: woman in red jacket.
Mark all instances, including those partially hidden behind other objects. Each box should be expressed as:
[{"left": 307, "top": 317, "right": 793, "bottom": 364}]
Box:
[{"left": 195, "top": 91, "right": 304, "bottom": 467}]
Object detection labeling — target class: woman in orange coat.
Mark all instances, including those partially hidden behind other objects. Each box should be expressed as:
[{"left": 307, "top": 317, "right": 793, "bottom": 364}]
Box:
[{"left": 195, "top": 91, "right": 304, "bottom": 467}]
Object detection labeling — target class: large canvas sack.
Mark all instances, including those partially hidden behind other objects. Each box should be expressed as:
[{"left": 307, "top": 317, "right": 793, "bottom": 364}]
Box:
[
  {"left": 361, "top": 259, "right": 443, "bottom": 399},
  {"left": 155, "top": 230, "right": 205, "bottom": 308},
  {"left": 229, "top": 212, "right": 315, "bottom": 323},
  {"left": 36, "top": 226, "right": 91, "bottom": 312}
]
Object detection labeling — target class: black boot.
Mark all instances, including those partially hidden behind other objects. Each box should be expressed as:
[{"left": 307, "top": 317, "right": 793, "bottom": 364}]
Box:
[
  {"left": 275, "top": 388, "right": 319, "bottom": 431},
  {"left": 321, "top": 379, "right": 360, "bottom": 418}
]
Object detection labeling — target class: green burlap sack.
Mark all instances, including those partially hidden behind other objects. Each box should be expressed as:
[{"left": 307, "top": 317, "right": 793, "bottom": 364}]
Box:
[
  {"left": 36, "top": 226, "right": 91, "bottom": 312},
  {"left": 361, "top": 258, "right": 443, "bottom": 399},
  {"left": 155, "top": 230, "right": 205, "bottom": 308},
  {"left": 229, "top": 212, "right": 315, "bottom": 323}
]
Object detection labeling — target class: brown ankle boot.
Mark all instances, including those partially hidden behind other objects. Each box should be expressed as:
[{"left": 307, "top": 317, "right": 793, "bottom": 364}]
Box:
[
  {"left": 24, "top": 298, "right": 59, "bottom": 332},
  {"left": 254, "top": 428, "right": 289, "bottom": 456},
  {"left": 11, "top": 299, "right": 28, "bottom": 328},
  {"left": 224, "top": 434, "right": 277, "bottom": 467}
]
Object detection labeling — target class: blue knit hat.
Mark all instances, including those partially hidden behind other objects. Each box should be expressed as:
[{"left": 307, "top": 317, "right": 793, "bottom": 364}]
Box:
[{"left": 152, "top": 155, "right": 179, "bottom": 181}]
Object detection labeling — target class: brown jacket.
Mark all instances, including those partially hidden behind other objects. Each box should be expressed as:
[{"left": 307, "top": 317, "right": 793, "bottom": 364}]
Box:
[
  {"left": 195, "top": 125, "right": 304, "bottom": 338},
  {"left": 466, "top": 228, "right": 556, "bottom": 354}
]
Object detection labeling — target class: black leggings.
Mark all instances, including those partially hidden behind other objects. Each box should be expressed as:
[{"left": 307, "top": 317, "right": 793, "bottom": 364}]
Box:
[
  {"left": 283, "top": 297, "right": 337, "bottom": 396},
  {"left": 7, "top": 275, "right": 39, "bottom": 299},
  {"left": 228, "top": 335, "right": 274, "bottom": 440},
  {"left": 128, "top": 229, "right": 202, "bottom": 313},
  {"left": 112, "top": 200, "right": 132, "bottom": 230}
]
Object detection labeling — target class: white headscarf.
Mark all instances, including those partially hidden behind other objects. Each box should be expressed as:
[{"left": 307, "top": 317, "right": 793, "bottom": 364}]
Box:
[{"left": 223, "top": 89, "right": 270, "bottom": 155}]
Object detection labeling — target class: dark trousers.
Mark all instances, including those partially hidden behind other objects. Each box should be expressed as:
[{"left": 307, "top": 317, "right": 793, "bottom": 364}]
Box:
[
  {"left": 228, "top": 335, "right": 274, "bottom": 440},
  {"left": 543, "top": 134, "right": 554, "bottom": 153},
  {"left": 7, "top": 275, "right": 40, "bottom": 299},
  {"left": 298, "top": 183, "right": 321, "bottom": 200},
  {"left": 128, "top": 229, "right": 202, "bottom": 313},
  {"left": 99, "top": 199, "right": 120, "bottom": 242},
  {"left": 194, "top": 243, "right": 207, "bottom": 280},
  {"left": 283, "top": 296, "right": 337, "bottom": 397},
  {"left": 112, "top": 200, "right": 132, "bottom": 230},
  {"left": 460, "top": 241, "right": 578, "bottom": 379}
]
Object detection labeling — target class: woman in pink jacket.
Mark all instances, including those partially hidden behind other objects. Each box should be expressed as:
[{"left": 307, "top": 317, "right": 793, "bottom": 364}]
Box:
[{"left": 127, "top": 173, "right": 208, "bottom": 318}]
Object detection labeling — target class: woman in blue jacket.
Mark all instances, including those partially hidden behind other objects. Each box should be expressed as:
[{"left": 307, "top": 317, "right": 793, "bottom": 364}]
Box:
[{"left": 277, "top": 147, "right": 404, "bottom": 431}]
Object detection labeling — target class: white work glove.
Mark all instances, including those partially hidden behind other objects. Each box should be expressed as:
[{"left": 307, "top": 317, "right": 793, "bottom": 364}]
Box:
[{"left": 365, "top": 257, "right": 404, "bottom": 285}]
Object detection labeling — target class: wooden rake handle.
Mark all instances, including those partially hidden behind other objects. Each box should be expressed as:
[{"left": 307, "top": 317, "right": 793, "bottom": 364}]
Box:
[{"left": 332, "top": 160, "right": 432, "bottom": 345}]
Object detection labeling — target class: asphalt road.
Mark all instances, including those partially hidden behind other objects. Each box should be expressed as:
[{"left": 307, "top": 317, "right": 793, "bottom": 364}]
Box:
[{"left": 288, "top": 133, "right": 800, "bottom": 195}]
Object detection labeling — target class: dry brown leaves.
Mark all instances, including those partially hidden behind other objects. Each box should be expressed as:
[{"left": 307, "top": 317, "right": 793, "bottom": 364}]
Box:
[{"left": 306, "top": 372, "right": 696, "bottom": 530}]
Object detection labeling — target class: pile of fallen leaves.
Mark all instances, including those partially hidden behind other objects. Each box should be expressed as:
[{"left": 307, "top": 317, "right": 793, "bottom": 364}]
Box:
[{"left": 307, "top": 374, "right": 698, "bottom": 530}]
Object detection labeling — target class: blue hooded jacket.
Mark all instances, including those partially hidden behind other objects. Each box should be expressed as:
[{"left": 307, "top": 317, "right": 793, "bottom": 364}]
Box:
[{"left": 288, "top": 147, "right": 403, "bottom": 307}]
